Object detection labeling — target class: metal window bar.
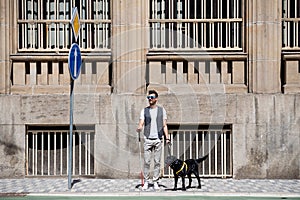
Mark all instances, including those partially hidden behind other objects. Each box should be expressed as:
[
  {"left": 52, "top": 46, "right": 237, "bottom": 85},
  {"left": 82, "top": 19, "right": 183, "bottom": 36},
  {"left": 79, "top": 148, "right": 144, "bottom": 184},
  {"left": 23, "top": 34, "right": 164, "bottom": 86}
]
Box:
[
  {"left": 150, "top": 0, "right": 243, "bottom": 50},
  {"left": 162, "top": 128, "right": 232, "bottom": 178},
  {"left": 18, "top": 0, "right": 111, "bottom": 51},
  {"left": 282, "top": 0, "right": 300, "bottom": 49},
  {"left": 25, "top": 129, "right": 95, "bottom": 176}
]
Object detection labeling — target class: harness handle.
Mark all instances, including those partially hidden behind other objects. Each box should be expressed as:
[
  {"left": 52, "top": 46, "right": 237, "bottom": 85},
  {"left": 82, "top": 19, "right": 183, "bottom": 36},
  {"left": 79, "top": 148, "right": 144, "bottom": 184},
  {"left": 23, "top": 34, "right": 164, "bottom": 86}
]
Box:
[{"left": 167, "top": 142, "right": 172, "bottom": 156}]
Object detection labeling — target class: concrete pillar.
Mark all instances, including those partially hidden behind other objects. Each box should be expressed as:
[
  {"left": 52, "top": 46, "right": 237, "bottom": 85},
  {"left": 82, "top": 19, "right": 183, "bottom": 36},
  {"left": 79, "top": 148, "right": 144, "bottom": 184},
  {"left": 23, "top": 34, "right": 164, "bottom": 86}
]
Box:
[
  {"left": 0, "top": 1, "right": 9, "bottom": 93},
  {"left": 111, "top": 0, "right": 148, "bottom": 94},
  {"left": 247, "top": 0, "right": 282, "bottom": 93},
  {"left": 0, "top": 0, "right": 17, "bottom": 94}
]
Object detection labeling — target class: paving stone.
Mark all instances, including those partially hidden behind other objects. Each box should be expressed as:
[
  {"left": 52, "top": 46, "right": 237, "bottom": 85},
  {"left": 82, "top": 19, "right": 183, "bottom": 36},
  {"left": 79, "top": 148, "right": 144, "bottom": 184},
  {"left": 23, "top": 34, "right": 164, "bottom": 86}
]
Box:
[{"left": 0, "top": 178, "right": 299, "bottom": 196}]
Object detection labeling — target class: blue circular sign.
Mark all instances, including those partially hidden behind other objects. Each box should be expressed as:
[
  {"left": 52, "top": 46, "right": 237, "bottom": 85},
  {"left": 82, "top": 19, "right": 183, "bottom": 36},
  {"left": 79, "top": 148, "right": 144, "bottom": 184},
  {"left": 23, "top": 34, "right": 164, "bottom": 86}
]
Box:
[{"left": 68, "top": 43, "right": 82, "bottom": 80}]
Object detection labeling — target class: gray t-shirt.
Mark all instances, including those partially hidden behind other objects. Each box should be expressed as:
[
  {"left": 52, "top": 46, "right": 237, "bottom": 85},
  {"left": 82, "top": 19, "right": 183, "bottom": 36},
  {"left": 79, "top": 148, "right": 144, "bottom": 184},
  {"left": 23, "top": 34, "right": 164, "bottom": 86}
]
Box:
[{"left": 140, "top": 106, "right": 167, "bottom": 139}]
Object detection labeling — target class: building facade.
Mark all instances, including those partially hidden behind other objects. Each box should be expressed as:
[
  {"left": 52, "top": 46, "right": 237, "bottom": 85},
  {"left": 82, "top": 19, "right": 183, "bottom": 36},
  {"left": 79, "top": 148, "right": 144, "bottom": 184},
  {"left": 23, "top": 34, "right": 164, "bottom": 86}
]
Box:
[{"left": 0, "top": 0, "right": 299, "bottom": 179}]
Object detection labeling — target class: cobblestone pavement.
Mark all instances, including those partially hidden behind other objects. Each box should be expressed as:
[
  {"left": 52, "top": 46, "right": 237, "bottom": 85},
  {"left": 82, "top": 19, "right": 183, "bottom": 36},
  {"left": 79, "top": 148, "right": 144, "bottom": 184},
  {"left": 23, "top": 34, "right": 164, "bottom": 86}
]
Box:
[{"left": 0, "top": 178, "right": 299, "bottom": 197}]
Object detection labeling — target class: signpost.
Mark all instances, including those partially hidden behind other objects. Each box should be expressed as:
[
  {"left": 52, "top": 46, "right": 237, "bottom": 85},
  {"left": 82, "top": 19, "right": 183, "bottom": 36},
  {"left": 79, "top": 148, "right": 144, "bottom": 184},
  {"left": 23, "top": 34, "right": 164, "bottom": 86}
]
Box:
[
  {"left": 68, "top": 7, "right": 81, "bottom": 190},
  {"left": 68, "top": 43, "right": 82, "bottom": 80}
]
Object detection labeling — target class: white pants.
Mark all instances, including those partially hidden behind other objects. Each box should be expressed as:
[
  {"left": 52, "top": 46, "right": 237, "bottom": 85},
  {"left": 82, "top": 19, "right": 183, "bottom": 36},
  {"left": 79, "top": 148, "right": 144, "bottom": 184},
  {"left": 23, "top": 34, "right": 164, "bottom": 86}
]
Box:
[{"left": 143, "top": 138, "right": 162, "bottom": 183}]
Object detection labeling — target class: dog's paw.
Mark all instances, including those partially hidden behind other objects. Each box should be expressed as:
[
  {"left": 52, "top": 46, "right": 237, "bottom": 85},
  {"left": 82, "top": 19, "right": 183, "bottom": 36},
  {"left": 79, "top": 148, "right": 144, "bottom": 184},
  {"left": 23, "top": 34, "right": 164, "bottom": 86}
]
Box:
[
  {"left": 197, "top": 186, "right": 202, "bottom": 189},
  {"left": 172, "top": 188, "right": 177, "bottom": 191},
  {"left": 182, "top": 188, "right": 186, "bottom": 191}
]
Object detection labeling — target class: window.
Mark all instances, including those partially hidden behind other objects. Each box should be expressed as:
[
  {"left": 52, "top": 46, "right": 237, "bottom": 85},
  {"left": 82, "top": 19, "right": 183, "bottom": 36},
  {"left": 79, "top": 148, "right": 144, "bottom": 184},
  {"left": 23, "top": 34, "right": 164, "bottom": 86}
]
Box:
[
  {"left": 282, "top": 0, "right": 300, "bottom": 50},
  {"left": 281, "top": 0, "right": 300, "bottom": 94},
  {"left": 18, "top": 0, "right": 111, "bottom": 51},
  {"left": 163, "top": 124, "right": 232, "bottom": 178},
  {"left": 149, "top": 0, "right": 243, "bottom": 50},
  {"left": 25, "top": 125, "right": 95, "bottom": 176}
]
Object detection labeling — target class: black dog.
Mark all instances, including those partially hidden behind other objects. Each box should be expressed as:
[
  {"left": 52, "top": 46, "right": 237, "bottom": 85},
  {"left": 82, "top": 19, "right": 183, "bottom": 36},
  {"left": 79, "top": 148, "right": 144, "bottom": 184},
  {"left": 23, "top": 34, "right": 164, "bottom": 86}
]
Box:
[{"left": 165, "top": 155, "right": 208, "bottom": 191}]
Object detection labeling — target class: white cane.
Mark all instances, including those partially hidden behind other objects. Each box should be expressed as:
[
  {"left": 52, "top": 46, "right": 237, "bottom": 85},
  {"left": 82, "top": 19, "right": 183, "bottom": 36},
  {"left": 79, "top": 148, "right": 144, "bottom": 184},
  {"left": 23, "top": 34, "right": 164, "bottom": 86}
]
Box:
[{"left": 138, "top": 131, "right": 144, "bottom": 187}]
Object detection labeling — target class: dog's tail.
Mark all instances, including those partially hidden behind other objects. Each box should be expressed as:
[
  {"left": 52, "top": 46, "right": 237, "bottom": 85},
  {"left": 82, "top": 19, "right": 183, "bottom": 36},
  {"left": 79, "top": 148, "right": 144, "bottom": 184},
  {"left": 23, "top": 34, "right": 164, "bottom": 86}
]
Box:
[{"left": 196, "top": 154, "right": 209, "bottom": 163}]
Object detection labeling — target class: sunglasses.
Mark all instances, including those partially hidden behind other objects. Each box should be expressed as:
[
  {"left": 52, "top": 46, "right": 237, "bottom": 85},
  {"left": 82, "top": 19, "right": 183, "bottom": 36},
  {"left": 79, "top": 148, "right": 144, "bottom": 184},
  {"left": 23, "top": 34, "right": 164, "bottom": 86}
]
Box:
[{"left": 147, "top": 95, "right": 156, "bottom": 100}]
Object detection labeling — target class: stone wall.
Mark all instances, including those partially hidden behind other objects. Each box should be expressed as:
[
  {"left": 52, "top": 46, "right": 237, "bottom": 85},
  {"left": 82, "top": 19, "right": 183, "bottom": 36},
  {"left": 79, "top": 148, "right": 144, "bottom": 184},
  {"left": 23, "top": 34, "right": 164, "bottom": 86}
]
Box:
[
  {"left": 0, "top": 0, "right": 299, "bottom": 180},
  {"left": 0, "top": 93, "right": 299, "bottom": 179}
]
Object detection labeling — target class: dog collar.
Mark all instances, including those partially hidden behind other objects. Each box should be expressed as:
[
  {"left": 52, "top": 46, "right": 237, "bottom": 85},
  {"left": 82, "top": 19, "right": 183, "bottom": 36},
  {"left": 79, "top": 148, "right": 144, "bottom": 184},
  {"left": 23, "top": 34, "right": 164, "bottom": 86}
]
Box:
[{"left": 176, "top": 162, "right": 188, "bottom": 175}]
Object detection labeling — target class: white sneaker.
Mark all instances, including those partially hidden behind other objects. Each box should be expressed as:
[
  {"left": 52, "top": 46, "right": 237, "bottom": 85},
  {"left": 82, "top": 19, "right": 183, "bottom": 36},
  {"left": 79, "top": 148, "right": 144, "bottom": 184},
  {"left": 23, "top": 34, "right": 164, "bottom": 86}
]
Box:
[
  {"left": 142, "top": 182, "right": 149, "bottom": 190},
  {"left": 153, "top": 182, "right": 160, "bottom": 190}
]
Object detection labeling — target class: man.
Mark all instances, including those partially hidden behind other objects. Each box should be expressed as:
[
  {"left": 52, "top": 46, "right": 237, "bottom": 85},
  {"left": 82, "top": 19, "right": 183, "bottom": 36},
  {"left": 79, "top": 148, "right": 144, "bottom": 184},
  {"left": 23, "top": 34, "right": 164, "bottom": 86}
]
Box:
[{"left": 136, "top": 90, "right": 170, "bottom": 190}]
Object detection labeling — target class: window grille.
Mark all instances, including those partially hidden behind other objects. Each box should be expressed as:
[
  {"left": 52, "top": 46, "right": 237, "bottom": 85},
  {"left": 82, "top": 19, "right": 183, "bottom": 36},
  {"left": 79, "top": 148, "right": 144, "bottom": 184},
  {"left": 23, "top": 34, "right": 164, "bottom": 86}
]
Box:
[
  {"left": 162, "top": 125, "right": 232, "bottom": 178},
  {"left": 149, "top": 0, "right": 243, "bottom": 50},
  {"left": 25, "top": 126, "right": 95, "bottom": 176},
  {"left": 18, "top": 0, "right": 111, "bottom": 51},
  {"left": 282, "top": 0, "right": 300, "bottom": 50}
]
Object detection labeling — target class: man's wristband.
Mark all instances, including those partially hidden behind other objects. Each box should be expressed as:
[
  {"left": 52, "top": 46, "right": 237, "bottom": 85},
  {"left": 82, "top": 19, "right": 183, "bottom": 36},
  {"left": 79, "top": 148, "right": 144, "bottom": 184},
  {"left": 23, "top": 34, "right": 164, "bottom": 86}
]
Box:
[{"left": 166, "top": 138, "right": 170, "bottom": 140}]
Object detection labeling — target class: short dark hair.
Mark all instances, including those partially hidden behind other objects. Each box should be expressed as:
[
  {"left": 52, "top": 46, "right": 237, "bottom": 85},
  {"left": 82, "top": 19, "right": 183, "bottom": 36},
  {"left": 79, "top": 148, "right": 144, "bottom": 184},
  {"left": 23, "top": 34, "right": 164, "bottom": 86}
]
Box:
[{"left": 148, "top": 90, "right": 158, "bottom": 98}]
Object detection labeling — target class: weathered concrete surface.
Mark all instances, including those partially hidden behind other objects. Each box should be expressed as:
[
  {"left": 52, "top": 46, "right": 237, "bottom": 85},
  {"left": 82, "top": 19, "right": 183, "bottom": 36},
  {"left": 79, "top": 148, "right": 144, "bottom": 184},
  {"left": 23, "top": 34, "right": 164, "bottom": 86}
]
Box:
[
  {"left": 233, "top": 95, "right": 300, "bottom": 179},
  {"left": 0, "top": 95, "right": 24, "bottom": 178},
  {"left": 0, "top": 93, "right": 299, "bottom": 178}
]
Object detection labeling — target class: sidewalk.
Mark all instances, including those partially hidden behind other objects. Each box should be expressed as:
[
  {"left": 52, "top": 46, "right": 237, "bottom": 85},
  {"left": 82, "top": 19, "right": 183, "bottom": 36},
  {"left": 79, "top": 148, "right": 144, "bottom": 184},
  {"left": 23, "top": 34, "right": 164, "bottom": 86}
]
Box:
[{"left": 0, "top": 178, "right": 300, "bottom": 197}]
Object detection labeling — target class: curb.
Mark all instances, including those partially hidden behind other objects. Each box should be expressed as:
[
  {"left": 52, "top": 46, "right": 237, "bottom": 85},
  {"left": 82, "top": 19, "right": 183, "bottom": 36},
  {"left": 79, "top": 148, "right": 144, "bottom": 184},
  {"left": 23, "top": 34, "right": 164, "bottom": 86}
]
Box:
[{"left": 27, "top": 192, "right": 300, "bottom": 198}]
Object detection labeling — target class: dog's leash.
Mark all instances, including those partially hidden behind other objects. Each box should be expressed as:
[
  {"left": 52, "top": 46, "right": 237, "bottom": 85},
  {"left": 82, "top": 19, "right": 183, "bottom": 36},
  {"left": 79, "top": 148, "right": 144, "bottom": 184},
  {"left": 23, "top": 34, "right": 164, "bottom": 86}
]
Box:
[{"left": 165, "top": 140, "right": 173, "bottom": 178}]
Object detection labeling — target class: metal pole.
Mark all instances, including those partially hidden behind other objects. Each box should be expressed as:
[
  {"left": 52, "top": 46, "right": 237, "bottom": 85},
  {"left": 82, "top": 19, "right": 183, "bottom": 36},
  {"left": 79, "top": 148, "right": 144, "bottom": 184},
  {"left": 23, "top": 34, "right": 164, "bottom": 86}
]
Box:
[{"left": 68, "top": 79, "right": 74, "bottom": 189}]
